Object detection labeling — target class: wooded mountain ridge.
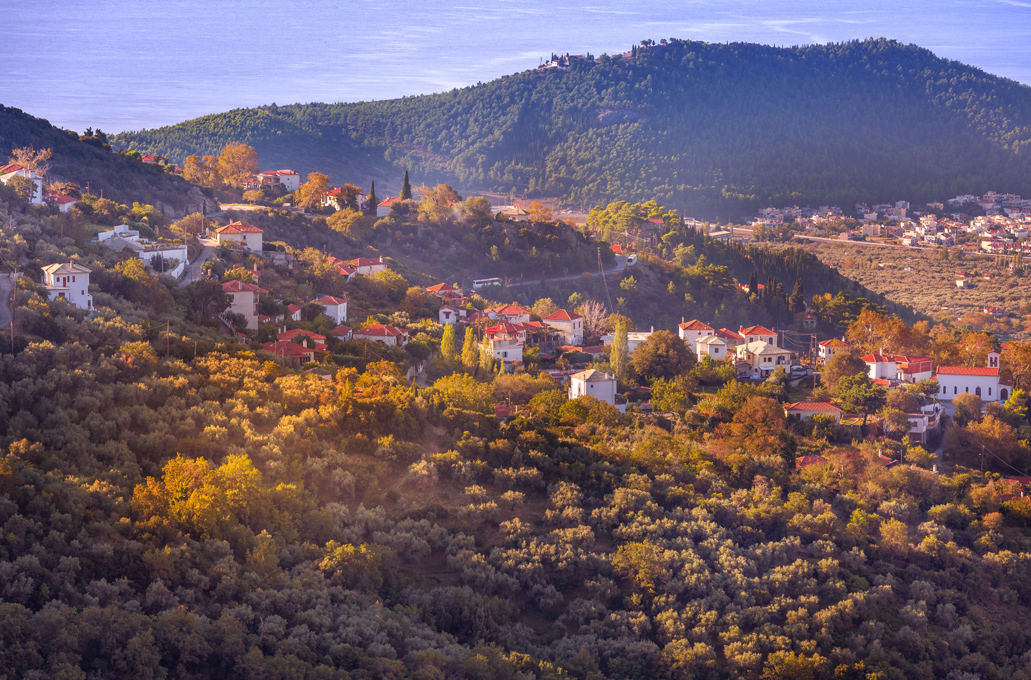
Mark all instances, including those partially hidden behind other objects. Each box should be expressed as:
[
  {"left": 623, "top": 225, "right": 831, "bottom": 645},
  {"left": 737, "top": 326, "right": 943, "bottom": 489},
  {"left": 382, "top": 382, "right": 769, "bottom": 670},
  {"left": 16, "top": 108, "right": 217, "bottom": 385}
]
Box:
[{"left": 112, "top": 38, "right": 1031, "bottom": 217}]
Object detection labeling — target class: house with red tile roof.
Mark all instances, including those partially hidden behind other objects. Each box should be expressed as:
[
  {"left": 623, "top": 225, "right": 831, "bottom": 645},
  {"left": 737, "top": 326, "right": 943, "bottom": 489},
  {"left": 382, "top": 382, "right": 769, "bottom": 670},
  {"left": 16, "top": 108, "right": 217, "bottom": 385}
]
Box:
[
  {"left": 329, "top": 325, "right": 353, "bottom": 341},
  {"left": 354, "top": 324, "right": 408, "bottom": 346},
  {"left": 817, "top": 337, "right": 849, "bottom": 363},
  {"left": 715, "top": 328, "right": 745, "bottom": 349},
  {"left": 784, "top": 401, "right": 842, "bottom": 422},
  {"left": 543, "top": 309, "right": 584, "bottom": 346},
  {"left": 215, "top": 221, "right": 263, "bottom": 252},
  {"left": 486, "top": 304, "right": 531, "bottom": 324},
  {"left": 287, "top": 303, "right": 303, "bottom": 322},
  {"left": 377, "top": 196, "right": 403, "bottom": 217},
  {"left": 347, "top": 257, "right": 387, "bottom": 276},
  {"left": 677, "top": 319, "right": 714, "bottom": 346},
  {"left": 277, "top": 328, "right": 327, "bottom": 347},
  {"left": 222, "top": 280, "right": 266, "bottom": 330},
  {"left": 316, "top": 295, "right": 348, "bottom": 325},
  {"left": 438, "top": 304, "right": 466, "bottom": 326},
  {"left": 0, "top": 163, "right": 43, "bottom": 205},
  {"left": 263, "top": 340, "right": 316, "bottom": 368},
  {"left": 739, "top": 325, "right": 777, "bottom": 347},
  {"left": 46, "top": 192, "right": 78, "bottom": 213}
]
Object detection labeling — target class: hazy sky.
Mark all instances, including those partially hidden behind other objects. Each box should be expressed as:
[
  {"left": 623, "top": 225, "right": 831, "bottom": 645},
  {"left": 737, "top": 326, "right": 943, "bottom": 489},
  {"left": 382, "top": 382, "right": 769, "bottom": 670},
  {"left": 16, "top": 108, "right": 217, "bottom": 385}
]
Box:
[{"left": 2, "top": 1, "right": 1030, "bottom": 133}]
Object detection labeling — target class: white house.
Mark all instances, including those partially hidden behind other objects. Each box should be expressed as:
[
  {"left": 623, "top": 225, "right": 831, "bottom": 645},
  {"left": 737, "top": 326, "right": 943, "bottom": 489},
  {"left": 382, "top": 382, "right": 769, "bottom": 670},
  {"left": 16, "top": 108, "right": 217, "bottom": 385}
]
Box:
[
  {"left": 936, "top": 352, "right": 1006, "bottom": 402},
  {"left": 862, "top": 354, "right": 897, "bottom": 381},
  {"left": 47, "top": 192, "right": 78, "bottom": 213},
  {"left": 0, "top": 163, "right": 44, "bottom": 205},
  {"left": 329, "top": 325, "right": 353, "bottom": 341},
  {"left": 784, "top": 401, "right": 842, "bottom": 423},
  {"left": 316, "top": 295, "right": 348, "bottom": 324},
  {"left": 568, "top": 369, "right": 617, "bottom": 406},
  {"left": 438, "top": 304, "right": 466, "bottom": 325},
  {"left": 216, "top": 221, "right": 264, "bottom": 253},
  {"left": 354, "top": 324, "right": 408, "bottom": 346},
  {"left": 818, "top": 338, "right": 849, "bottom": 363},
  {"left": 735, "top": 341, "right": 793, "bottom": 378},
  {"left": 349, "top": 257, "right": 388, "bottom": 276},
  {"left": 543, "top": 309, "right": 584, "bottom": 346},
  {"left": 695, "top": 335, "right": 728, "bottom": 361},
  {"left": 678, "top": 319, "right": 714, "bottom": 346},
  {"left": 253, "top": 170, "right": 301, "bottom": 192},
  {"left": 42, "top": 263, "right": 93, "bottom": 310},
  {"left": 602, "top": 330, "right": 653, "bottom": 354},
  {"left": 486, "top": 304, "right": 531, "bottom": 324},
  {"left": 97, "top": 224, "right": 140, "bottom": 242},
  {"left": 221, "top": 280, "right": 263, "bottom": 331},
  {"left": 287, "top": 304, "right": 302, "bottom": 322},
  {"left": 377, "top": 196, "right": 403, "bottom": 217},
  {"left": 102, "top": 236, "right": 188, "bottom": 278}
]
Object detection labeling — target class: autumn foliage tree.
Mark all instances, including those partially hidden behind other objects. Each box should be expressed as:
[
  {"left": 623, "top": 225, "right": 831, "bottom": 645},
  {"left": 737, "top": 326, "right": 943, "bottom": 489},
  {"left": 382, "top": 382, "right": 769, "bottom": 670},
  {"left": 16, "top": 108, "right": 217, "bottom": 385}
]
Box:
[{"left": 215, "top": 142, "right": 259, "bottom": 187}]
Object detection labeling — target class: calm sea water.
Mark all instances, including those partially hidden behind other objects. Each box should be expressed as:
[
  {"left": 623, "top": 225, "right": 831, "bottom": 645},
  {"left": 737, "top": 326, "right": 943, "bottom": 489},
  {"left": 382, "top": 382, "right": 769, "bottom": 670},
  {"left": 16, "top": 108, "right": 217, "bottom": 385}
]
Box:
[{"left": 2, "top": 0, "right": 1030, "bottom": 134}]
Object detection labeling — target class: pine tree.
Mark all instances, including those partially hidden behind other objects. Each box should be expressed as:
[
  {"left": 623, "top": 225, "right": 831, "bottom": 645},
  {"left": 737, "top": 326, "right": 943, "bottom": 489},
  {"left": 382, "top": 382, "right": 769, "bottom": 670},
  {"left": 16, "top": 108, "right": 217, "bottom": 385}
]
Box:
[
  {"left": 611, "top": 318, "right": 629, "bottom": 381},
  {"left": 461, "top": 327, "right": 478, "bottom": 368},
  {"left": 748, "top": 270, "right": 758, "bottom": 297},
  {"left": 400, "top": 170, "right": 412, "bottom": 200},
  {"left": 367, "top": 180, "right": 379, "bottom": 213},
  {"left": 441, "top": 323, "right": 456, "bottom": 361},
  {"left": 788, "top": 278, "right": 806, "bottom": 314}
]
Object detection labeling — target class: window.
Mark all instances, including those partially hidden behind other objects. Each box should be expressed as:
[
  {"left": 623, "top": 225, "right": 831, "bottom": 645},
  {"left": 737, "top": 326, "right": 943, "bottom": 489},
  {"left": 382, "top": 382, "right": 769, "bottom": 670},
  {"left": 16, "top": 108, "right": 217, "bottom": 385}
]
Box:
[
  {"left": 989, "top": 387, "right": 992, "bottom": 396},
  {"left": 954, "top": 386, "right": 957, "bottom": 395},
  {"left": 976, "top": 387, "right": 981, "bottom": 397}
]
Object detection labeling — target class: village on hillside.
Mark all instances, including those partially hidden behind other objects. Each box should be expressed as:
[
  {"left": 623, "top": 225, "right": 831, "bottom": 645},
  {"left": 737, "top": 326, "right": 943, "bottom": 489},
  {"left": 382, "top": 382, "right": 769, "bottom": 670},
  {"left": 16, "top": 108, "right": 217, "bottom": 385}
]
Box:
[{"left": 6, "top": 141, "right": 1031, "bottom": 476}]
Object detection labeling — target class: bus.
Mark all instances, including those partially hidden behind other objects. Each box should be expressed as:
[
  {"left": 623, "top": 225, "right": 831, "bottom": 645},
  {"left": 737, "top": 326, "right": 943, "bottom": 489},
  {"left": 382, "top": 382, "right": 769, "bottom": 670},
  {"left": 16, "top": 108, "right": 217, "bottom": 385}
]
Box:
[{"left": 473, "top": 277, "right": 502, "bottom": 290}]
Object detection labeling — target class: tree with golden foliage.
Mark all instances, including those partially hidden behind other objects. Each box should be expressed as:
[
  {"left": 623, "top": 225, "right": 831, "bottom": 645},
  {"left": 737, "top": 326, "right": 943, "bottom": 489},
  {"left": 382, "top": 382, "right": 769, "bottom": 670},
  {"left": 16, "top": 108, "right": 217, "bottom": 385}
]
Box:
[
  {"left": 528, "top": 201, "right": 553, "bottom": 223},
  {"left": 296, "top": 172, "right": 330, "bottom": 211},
  {"left": 182, "top": 154, "right": 221, "bottom": 188},
  {"left": 9, "top": 146, "right": 51, "bottom": 179},
  {"left": 216, "top": 142, "right": 259, "bottom": 188}
]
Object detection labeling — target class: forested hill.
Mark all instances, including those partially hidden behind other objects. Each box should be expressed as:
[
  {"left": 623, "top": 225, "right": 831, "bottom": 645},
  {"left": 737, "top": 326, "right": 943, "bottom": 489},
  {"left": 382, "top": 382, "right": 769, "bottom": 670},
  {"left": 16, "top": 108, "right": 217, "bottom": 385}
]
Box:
[
  {"left": 113, "top": 39, "right": 1031, "bottom": 216},
  {"left": 0, "top": 105, "right": 211, "bottom": 217}
]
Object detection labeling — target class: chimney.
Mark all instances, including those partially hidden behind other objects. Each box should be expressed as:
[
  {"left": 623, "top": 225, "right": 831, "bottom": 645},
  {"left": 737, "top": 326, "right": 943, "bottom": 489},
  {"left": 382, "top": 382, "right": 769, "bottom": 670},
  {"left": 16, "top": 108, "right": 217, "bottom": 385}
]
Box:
[{"left": 650, "top": 326, "right": 654, "bottom": 333}]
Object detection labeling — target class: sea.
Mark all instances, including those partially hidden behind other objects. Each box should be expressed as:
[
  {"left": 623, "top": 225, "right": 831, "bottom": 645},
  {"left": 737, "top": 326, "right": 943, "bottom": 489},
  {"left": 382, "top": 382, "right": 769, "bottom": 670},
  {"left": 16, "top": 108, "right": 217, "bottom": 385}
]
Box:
[{"left": 2, "top": 0, "right": 1031, "bottom": 134}]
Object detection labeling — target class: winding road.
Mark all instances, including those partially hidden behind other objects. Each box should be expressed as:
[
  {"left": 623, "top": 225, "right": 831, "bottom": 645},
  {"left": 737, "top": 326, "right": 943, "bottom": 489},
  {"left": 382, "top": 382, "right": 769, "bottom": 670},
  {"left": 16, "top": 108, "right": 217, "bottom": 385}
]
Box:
[
  {"left": 179, "top": 237, "right": 218, "bottom": 287},
  {"left": 505, "top": 256, "right": 629, "bottom": 287}
]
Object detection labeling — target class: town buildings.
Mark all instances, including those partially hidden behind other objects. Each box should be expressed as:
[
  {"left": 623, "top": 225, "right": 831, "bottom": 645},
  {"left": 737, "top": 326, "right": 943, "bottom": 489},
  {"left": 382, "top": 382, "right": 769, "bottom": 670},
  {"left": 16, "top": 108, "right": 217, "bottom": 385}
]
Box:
[{"left": 216, "top": 221, "right": 264, "bottom": 253}]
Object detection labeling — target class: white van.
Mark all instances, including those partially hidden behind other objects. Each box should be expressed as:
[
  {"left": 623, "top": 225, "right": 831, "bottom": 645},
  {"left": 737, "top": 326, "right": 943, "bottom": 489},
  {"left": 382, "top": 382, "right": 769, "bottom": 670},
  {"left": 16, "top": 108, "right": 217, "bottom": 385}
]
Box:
[
  {"left": 626, "top": 254, "right": 638, "bottom": 266},
  {"left": 473, "top": 277, "right": 502, "bottom": 290}
]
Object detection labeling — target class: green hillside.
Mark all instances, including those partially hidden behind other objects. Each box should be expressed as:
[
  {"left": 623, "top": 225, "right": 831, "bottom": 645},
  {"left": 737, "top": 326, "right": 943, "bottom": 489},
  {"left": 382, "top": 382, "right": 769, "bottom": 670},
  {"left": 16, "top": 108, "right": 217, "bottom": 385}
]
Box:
[
  {"left": 0, "top": 105, "right": 210, "bottom": 216},
  {"left": 113, "top": 38, "right": 1031, "bottom": 216}
]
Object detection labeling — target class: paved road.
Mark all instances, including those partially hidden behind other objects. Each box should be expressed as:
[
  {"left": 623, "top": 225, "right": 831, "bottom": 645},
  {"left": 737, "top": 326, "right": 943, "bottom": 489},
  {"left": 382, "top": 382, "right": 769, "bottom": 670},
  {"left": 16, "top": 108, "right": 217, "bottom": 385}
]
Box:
[
  {"left": 179, "top": 237, "right": 218, "bottom": 287},
  {"left": 506, "top": 257, "right": 629, "bottom": 287},
  {"left": 0, "top": 273, "right": 12, "bottom": 328},
  {"left": 793, "top": 235, "right": 931, "bottom": 251}
]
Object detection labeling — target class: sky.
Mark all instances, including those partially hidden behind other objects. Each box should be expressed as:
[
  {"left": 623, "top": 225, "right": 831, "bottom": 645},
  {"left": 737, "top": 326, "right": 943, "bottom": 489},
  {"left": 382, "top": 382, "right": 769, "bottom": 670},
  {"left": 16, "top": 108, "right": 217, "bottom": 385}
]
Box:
[{"left": 2, "top": 0, "right": 1031, "bottom": 134}]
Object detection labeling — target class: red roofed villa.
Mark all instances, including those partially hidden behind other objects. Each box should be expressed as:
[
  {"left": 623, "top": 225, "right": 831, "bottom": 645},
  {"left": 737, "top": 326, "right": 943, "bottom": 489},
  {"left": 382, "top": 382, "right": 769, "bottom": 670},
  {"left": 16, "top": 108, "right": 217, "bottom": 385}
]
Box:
[
  {"left": 215, "top": 221, "right": 264, "bottom": 253},
  {"left": 354, "top": 324, "right": 408, "bottom": 347},
  {"left": 784, "top": 401, "right": 842, "bottom": 423}
]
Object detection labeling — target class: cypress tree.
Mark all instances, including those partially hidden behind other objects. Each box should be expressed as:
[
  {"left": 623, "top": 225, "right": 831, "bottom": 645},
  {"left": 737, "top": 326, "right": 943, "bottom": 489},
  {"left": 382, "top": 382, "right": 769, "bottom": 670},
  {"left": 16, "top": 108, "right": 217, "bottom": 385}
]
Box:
[
  {"left": 441, "top": 323, "right": 456, "bottom": 361},
  {"left": 400, "top": 170, "right": 412, "bottom": 200},
  {"left": 367, "top": 180, "right": 379, "bottom": 213},
  {"left": 461, "top": 327, "right": 478, "bottom": 368},
  {"left": 611, "top": 318, "right": 630, "bottom": 381},
  {"left": 748, "top": 270, "right": 758, "bottom": 297},
  {"left": 479, "top": 334, "right": 494, "bottom": 371},
  {"left": 788, "top": 278, "right": 805, "bottom": 314}
]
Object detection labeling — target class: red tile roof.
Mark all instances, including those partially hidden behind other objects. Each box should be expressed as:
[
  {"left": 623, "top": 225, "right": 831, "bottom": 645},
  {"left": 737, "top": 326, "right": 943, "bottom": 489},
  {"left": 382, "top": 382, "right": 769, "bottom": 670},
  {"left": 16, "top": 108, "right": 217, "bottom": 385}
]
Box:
[
  {"left": 491, "top": 304, "right": 530, "bottom": 316},
  {"left": 740, "top": 325, "right": 776, "bottom": 336},
  {"left": 785, "top": 401, "right": 842, "bottom": 412},
  {"left": 678, "top": 319, "right": 713, "bottom": 331},
  {"left": 217, "top": 221, "right": 263, "bottom": 234},
  {"left": 936, "top": 366, "right": 999, "bottom": 376},
  {"left": 329, "top": 325, "right": 353, "bottom": 337},
  {"left": 544, "top": 309, "right": 582, "bottom": 321},
  {"left": 277, "top": 328, "right": 326, "bottom": 342},
  {"left": 426, "top": 283, "right": 458, "bottom": 293},
  {"left": 221, "top": 280, "right": 264, "bottom": 293},
  {"left": 262, "top": 341, "right": 315, "bottom": 358},
  {"left": 316, "top": 295, "right": 348, "bottom": 306},
  {"left": 796, "top": 454, "right": 829, "bottom": 469},
  {"left": 356, "top": 324, "right": 406, "bottom": 337},
  {"left": 716, "top": 328, "right": 743, "bottom": 340},
  {"left": 47, "top": 193, "right": 77, "bottom": 204},
  {"left": 818, "top": 338, "right": 848, "bottom": 348},
  {"left": 0, "top": 163, "right": 27, "bottom": 174},
  {"left": 861, "top": 354, "right": 893, "bottom": 362},
  {"left": 287, "top": 304, "right": 302, "bottom": 313}
]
